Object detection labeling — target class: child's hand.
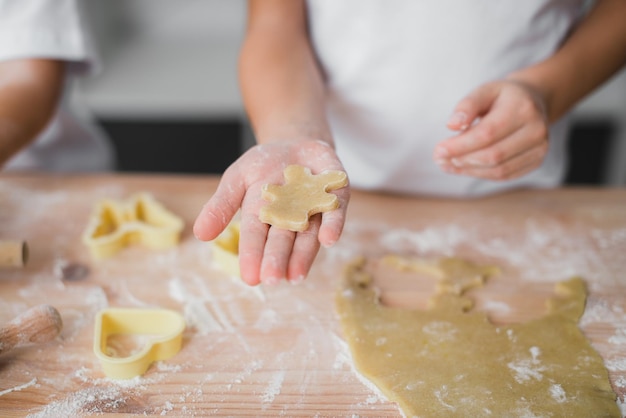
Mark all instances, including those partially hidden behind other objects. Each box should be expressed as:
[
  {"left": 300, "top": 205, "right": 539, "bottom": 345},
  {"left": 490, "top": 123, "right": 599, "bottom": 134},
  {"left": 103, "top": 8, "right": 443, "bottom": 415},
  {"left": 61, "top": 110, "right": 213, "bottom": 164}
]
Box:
[
  {"left": 193, "top": 139, "right": 349, "bottom": 286},
  {"left": 434, "top": 79, "right": 549, "bottom": 180}
]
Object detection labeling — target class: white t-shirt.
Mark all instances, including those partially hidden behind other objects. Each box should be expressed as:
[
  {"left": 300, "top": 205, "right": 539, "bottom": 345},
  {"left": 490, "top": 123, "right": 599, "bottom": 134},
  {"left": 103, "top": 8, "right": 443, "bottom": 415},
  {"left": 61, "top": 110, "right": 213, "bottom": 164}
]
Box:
[
  {"left": 0, "top": 0, "right": 114, "bottom": 172},
  {"left": 306, "top": 0, "right": 588, "bottom": 197}
]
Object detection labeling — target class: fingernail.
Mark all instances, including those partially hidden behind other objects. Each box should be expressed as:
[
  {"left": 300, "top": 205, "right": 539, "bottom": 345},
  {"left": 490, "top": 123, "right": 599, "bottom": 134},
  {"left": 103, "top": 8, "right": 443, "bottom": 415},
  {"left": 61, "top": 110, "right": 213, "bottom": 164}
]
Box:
[
  {"left": 448, "top": 112, "right": 467, "bottom": 128},
  {"left": 466, "top": 158, "right": 484, "bottom": 167},
  {"left": 451, "top": 158, "right": 463, "bottom": 167},
  {"left": 289, "top": 275, "right": 305, "bottom": 285},
  {"left": 434, "top": 147, "right": 449, "bottom": 159},
  {"left": 262, "top": 276, "right": 282, "bottom": 286},
  {"left": 322, "top": 239, "right": 336, "bottom": 249}
]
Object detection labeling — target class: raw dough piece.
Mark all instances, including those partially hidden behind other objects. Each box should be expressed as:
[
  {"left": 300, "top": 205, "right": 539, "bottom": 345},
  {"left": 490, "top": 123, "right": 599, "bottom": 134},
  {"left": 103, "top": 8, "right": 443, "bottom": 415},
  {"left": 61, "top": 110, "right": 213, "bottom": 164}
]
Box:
[
  {"left": 212, "top": 221, "right": 240, "bottom": 277},
  {"left": 335, "top": 256, "right": 619, "bottom": 417},
  {"left": 82, "top": 193, "right": 184, "bottom": 259},
  {"left": 259, "top": 165, "right": 348, "bottom": 232}
]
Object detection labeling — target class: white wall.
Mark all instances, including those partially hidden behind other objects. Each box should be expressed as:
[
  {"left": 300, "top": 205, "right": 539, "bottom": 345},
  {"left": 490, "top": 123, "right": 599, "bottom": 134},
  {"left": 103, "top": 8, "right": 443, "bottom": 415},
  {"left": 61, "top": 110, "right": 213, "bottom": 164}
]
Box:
[
  {"left": 79, "top": 0, "right": 246, "bottom": 119},
  {"left": 78, "top": 0, "right": 626, "bottom": 183}
]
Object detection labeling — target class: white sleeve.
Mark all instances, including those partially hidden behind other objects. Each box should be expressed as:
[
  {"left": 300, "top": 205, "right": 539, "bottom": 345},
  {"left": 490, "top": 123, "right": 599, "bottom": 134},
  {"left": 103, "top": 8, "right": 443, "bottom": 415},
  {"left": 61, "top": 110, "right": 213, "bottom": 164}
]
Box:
[{"left": 0, "top": 0, "right": 99, "bottom": 75}]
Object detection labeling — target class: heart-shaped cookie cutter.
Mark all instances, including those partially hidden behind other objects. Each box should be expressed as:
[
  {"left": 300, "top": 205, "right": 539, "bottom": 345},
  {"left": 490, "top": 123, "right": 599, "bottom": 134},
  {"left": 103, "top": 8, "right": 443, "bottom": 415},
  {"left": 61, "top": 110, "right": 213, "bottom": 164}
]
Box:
[
  {"left": 82, "top": 193, "right": 184, "bottom": 259},
  {"left": 93, "top": 308, "right": 186, "bottom": 379},
  {"left": 212, "top": 221, "right": 240, "bottom": 277}
]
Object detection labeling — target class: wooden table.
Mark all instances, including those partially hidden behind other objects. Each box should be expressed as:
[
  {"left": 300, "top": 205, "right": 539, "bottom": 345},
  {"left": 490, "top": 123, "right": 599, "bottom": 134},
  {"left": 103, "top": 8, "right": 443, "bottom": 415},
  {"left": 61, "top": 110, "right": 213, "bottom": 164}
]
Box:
[{"left": 1, "top": 173, "right": 625, "bottom": 417}]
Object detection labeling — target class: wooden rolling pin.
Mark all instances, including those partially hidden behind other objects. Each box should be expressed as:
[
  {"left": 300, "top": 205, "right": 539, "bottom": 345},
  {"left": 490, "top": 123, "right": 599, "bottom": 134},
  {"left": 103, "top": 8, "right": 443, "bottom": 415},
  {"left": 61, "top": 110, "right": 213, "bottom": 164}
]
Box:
[
  {"left": 0, "top": 305, "right": 63, "bottom": 356},
  {"left": 0, "top": 240, "right": 28, "bottom": 267}
]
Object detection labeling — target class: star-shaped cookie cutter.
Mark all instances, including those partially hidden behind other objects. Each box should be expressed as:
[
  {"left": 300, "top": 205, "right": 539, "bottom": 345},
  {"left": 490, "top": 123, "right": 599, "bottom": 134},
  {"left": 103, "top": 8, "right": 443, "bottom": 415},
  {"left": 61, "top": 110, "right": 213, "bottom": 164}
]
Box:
[{"left": 82, "top": 193, "right": 184, "bottom": 259}]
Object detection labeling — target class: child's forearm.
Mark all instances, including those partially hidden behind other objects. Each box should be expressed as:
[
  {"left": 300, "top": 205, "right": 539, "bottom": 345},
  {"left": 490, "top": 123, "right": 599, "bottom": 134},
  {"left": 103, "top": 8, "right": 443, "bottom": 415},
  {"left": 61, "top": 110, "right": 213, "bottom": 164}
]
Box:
[
  {"left": 508, "top": 0, "right": 626, "bottom": 123},
  {"left": 0, "top": 59, "right": 64, "bottom": 167},
  {"left": 239, "top": 0, "right": 333, "bottom": 147}
]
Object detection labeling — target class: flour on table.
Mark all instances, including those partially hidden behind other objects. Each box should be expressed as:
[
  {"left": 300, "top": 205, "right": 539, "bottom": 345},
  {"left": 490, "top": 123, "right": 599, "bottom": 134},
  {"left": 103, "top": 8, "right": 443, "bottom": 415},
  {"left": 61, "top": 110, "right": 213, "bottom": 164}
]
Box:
[{"left": 0, "top": 378, "right": 38, "bottom": 397}]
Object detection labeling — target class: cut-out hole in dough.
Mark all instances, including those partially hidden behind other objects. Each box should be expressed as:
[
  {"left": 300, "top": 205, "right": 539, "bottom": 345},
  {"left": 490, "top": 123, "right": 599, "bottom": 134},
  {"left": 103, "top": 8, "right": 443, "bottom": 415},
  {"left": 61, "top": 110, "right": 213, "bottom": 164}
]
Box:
[{"left": 335, "top": 256, "right": 619, "bottom": 417}]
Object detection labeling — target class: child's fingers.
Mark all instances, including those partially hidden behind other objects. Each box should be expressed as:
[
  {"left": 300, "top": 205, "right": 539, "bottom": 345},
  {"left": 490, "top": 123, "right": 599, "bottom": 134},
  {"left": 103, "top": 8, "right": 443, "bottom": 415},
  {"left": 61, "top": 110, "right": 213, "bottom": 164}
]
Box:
[
  {"left": 318, "top": 187, "right": 350, "bottom": 248},
  {"left": 238, "top": 214, "right": 270, "bottom": 286},
  {"left": 193, "top": 166, "right": 247, "bottom": 241},
  {"left": 435, "top": 79, "right": 549, "bottom": 166},
  {"left": 436, "top": 117, "right": 517, "bottom": 165},
  {"left": 260, "top": 225, "right": 296, "bottom": 285},
  {"left": 440, "top": 142, "right": 547, "bottom": 181},
  {"left": 435, "top": 83, "right": 499, "bottom": 161},
  {"left": 445, "top": 82, "right": 500, "bottom": 132},
  {"left": 447, "top": 119, "right": 548, "bottom": 169},
  {"left": 288, "top": 217, "right": 322, "bottom": 283}
]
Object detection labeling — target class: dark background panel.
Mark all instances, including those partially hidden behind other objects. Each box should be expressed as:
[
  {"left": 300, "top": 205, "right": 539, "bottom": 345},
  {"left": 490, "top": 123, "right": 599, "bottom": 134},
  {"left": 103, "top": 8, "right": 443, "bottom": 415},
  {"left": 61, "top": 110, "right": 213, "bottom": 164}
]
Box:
[
  {"left": 565, "top": 119, "right": 615, "bottom": 185},
  {"left": 100, "top": 119, "right": 242, "bottom": 174},
  {"left": 99, "top": 118, "right": 617, "bottom": 185}
]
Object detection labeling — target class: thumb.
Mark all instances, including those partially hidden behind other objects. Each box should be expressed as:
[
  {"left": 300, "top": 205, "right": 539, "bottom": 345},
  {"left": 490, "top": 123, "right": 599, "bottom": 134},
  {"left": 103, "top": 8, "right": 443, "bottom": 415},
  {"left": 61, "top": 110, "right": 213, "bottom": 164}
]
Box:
[
  {"left": 193, "top": 170, "right": 246, "bottom": 241},
  {"left": 447, "top": 82, "right": 500, "bottom": 131}
]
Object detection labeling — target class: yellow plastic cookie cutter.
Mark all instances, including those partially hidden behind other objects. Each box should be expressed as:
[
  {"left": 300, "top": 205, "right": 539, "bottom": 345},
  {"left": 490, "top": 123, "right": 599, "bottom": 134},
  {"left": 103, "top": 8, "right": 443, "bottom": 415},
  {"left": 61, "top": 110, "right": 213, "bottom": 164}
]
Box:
[
  {"left": 212, "top": 221, "right": 240, "bottom": 277},
  {"left": 82, "top": 193, "right": 184, "bottom": 259},
  {"left": 93, "top": 308, "right": 186, "bottom": 379}
]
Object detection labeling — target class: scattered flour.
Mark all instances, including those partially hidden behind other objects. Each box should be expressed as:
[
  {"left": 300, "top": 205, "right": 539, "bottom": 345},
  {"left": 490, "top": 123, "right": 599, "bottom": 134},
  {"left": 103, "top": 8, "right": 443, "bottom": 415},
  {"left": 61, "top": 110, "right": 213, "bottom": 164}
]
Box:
[
  {"left": 606, "top": 358, "right": 626, "bottom": 372},
  {"left": 581, "top": 298, "right": 625, "bottom": 327},
  {"left": 609, "top": 328, "right": 626, "bottom": 346},
  {"left": 507, "top": 347, "right": 545, "bottom": 384},
  {"left": 332, "top": 336, "right": 389, "bottom": 409},
  {"left": 381, "top": 224, "right": 466, "bottom": 256},
  {"left": 332, "top": 334, "right": 353, "bottom": 371},
  {"left": 0, "top": 378, "right": 38, "bottom": 397},
  {"left": 254, "top": 308, "right": 279, "bottom": 333},
  {"left": 26, "top": 386, "right": 127, "bottom": 417},
  {"left": 74, "top": 367, "right": 147, "bottom": 389},
  {"left": 168, "top": 277, "right": 223, "bottom": 334},
  {"left": 483, "top": 300, "right": 512, "bottom": 315},
  {"left": 433, "top": 385, "right": 457, "bottom": 412},
  {"left": 549, "top": 383, "right": 567, "bottom": 403},
  {"left": 160, "top": 400, "right": 174, "bottom": 415},
  {"left": 233, "top": 360, "right": 263, "bottom": 385},
  {"left": 261, "top": 370, "right": 286, "bottom": 404}
]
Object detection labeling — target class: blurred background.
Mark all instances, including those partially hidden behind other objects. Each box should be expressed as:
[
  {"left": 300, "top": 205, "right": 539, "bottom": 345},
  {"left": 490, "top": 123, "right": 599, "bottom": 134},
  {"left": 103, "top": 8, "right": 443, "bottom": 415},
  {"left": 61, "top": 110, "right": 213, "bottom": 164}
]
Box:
[{"left": 77, "top": 0, "right": 626, "bottom": 185}]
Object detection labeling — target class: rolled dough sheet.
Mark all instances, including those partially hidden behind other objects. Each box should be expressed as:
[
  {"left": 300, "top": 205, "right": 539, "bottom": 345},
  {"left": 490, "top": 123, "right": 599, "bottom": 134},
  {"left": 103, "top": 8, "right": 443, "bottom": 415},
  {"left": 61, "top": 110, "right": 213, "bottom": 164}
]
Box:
[{"left": 335, "top": 256, "right": 619, "bottom": 417}]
